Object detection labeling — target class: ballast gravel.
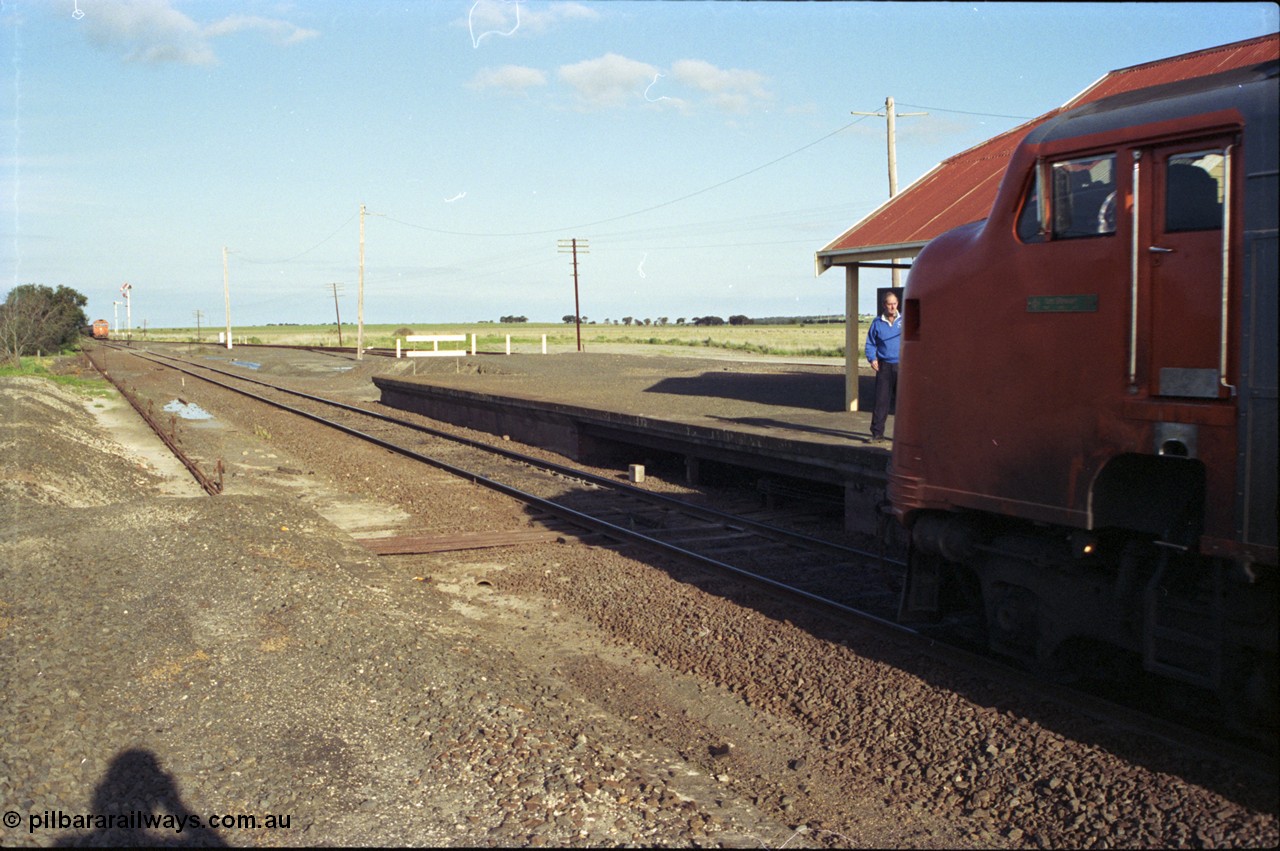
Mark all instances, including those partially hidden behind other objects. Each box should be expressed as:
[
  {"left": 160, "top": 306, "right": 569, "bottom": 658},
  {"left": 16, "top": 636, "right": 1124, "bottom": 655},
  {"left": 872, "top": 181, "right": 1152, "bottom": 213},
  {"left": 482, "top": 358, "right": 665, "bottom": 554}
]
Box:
[{"left": 1, "top": 351, "right": 1276, "bottom": 848}]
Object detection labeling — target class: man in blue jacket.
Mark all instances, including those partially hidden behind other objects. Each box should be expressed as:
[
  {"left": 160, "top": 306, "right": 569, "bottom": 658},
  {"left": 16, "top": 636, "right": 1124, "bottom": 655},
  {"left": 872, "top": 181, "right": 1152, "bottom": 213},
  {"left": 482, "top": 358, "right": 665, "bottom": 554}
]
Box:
[{"left": 864, "top": 292, "right": 901, "bottom": 446}]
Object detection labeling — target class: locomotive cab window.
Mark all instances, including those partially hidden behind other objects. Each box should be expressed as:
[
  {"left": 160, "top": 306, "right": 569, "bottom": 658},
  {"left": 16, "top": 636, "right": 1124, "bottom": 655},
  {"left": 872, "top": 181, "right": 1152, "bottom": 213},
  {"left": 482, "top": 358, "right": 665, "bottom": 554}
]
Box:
[
  {"left": 1015, "top": 167, "right": 1046, "bottom": 242},
  {"left": 1017, "top": 153, "right": 1117, "bottom": 242},
  {"left": 1165, "top": 151, "right": 1224, "bottom": 231}
]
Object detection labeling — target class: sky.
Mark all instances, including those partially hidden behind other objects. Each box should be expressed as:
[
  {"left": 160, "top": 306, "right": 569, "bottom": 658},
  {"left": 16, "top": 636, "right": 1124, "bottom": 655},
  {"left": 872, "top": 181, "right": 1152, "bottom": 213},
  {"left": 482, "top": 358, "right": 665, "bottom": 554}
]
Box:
[{"left": 4, "top": 1, "right": 1277, "bottom": 330}]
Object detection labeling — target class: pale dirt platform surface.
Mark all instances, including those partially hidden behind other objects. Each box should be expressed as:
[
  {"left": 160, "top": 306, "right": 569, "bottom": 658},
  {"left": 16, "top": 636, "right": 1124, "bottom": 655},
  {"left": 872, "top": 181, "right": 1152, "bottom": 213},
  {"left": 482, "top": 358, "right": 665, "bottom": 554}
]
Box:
[{"left": 340, "top": 347, "right": 890, "bottom": 444}]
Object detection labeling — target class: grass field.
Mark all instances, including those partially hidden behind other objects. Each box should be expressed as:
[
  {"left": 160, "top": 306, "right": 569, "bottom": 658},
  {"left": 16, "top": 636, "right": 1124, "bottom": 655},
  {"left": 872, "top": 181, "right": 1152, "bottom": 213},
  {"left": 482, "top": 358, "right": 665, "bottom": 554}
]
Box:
[{"left": 136, "top": 321, "right": 863, "bottom": 359}]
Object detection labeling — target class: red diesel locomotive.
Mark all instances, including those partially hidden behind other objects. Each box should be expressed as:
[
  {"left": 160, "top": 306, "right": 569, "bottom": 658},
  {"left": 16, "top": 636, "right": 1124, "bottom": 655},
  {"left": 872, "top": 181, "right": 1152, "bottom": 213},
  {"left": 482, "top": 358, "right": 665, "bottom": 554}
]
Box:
[{"left": 892, "top": 61, "right": 1277, "bottom": 735}]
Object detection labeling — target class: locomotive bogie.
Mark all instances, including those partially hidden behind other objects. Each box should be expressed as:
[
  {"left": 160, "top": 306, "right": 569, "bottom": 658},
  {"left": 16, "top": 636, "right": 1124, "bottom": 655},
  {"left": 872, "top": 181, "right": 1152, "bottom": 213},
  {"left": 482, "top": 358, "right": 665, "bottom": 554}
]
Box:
[{"left": 904, "top": 509, "right": 1278, "bottom": 733}]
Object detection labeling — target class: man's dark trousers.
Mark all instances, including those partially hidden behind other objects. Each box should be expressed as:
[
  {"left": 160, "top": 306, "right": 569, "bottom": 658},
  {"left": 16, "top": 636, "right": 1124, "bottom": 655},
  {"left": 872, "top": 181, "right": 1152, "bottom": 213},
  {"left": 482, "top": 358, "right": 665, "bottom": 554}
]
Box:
[{"left": 871, "top": 361, "right": 898, "bottom": 440}]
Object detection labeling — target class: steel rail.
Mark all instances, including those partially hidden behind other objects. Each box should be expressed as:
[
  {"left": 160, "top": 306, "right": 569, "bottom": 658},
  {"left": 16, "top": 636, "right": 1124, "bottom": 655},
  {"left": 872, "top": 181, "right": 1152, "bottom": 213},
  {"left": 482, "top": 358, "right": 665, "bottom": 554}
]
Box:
[
  {"left": 83, "top": 347, "right": 223, "bottom": 494},
  {"left": 132, "top": 345, "right": 898, "bottom": 565},
  {"left": 115, "top": 345, "right": 910, "bottom": 630}
]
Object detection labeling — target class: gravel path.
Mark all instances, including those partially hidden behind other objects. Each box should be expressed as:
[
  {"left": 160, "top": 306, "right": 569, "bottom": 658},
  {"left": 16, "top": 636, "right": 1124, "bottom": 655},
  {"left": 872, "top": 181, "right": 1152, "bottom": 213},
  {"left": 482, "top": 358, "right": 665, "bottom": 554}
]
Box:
[{"left": 1, "top": 350, "right": 1276, "bottom": 848}]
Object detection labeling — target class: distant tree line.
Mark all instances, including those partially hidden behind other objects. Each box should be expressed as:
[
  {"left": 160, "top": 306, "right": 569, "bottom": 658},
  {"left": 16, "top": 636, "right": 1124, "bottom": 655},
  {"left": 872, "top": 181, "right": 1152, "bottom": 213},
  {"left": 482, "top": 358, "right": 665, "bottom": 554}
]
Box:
[
  {"left": 751, "top": 315, "right": 845, "bottom": 325},
  {"left": 0, "top": 284, "right": 89, "bottom": 363},
  {"left": 551, "top": 315, "right": 742, "bottom": 327},
  {"left": 494, "top": 313, "right": 845, "bottom": 327}
]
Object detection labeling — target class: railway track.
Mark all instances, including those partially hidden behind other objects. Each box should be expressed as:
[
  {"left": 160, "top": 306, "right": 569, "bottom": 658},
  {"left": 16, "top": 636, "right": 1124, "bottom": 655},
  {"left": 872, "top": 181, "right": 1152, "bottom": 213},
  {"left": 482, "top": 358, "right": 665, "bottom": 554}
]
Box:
[
  {"left": 88, "top": 342, "right": 1276, "bottom": 771},
  {"left": 97, "top": 343, "right": 907, "bottom": 623}
]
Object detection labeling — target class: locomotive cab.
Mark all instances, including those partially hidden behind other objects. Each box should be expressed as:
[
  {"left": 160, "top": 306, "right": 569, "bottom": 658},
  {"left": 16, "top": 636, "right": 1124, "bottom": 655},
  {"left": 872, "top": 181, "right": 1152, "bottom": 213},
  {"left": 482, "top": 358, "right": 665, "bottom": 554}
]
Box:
[{"left": 890, "top": 62, "right": 1278, "bottom": 738}]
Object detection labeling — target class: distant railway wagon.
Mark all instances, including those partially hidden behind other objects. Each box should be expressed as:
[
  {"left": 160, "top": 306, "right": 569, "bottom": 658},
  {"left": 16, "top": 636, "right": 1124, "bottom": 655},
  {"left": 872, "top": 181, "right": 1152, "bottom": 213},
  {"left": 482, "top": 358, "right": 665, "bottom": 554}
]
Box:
[
  {"left": 892, "top": 61, "right": 1277, "bottom": 737},
  {"left": 91, "top": 319, "right": 110, "bottom": 340}
]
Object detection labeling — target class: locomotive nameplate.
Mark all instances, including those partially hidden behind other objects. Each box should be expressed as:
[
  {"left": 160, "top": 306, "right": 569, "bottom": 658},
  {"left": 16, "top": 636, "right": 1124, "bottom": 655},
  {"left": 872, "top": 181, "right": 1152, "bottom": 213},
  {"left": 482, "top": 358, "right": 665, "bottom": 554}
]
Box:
[{"left": 1026, "top": 294, "right": 1098, "bottom": 312}]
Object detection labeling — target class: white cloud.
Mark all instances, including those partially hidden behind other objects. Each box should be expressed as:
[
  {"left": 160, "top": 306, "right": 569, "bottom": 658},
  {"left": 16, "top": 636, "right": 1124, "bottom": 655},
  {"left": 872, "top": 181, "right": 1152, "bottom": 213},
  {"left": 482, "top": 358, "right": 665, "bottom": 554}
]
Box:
[
  {"left": 522, "top": 1, "right": 600, "bottom": 31},
  {"left": 468, "top": 0, "right": 598, "bottom": 47},
  {"left": 82, "top": 0, "right": 317, "bottom": 66},
  {"left": 204, "top": 16, "right": 320, "bottom": 46},
  {"left": 557, "top": 53, "right": 660, "bottom": 108},
  {"left": 467, "top": 65, "right": 548, "bottom": 94},
  {"left": 549, "top": 54, "right": 771, "bottom": 113},
  {"left": 670, "top": 59, "right": 772, "bottom": 114},
  {"left": 84, "top": 0, "right": 213, "bottom": 65}
]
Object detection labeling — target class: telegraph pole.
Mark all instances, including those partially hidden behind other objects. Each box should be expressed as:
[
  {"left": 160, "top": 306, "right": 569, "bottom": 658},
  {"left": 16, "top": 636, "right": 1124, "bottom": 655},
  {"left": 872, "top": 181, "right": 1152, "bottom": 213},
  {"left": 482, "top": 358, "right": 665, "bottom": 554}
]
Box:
[
  {"left": 193, "top": 309, "right": 204, "bottom": 342},
  {"left": 327, "top": 282, "right": 344, "bottom": 346},
  {"left": 222, "top": 246, "right": 233, "bottom": 349},
  {"left": 357, "top": 204, "right": 366, "bottom": 360},
  {"left": 557, "top": 238, "right": 589, "bottom": 352},
  {"left": 852, "top": 97, "right": 926, "bottom": 289}
]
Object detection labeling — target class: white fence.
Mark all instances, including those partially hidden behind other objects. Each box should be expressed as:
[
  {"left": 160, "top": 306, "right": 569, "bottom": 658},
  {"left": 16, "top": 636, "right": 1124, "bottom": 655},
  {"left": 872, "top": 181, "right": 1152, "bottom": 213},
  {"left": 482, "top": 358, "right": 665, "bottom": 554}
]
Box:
[
  {"left": 396, "top": 334, "right": 468, "bottom": 358},
  {"left": 395, "top": 333, "right": 549, "bottom": 358}
]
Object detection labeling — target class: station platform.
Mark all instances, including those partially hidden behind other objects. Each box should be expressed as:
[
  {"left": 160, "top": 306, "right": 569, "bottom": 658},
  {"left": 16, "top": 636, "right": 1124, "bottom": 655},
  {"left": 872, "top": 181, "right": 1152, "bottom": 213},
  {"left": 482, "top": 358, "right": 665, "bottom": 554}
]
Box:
[{"left": 372, "top": 352, "right": 893, "bottom": 534}]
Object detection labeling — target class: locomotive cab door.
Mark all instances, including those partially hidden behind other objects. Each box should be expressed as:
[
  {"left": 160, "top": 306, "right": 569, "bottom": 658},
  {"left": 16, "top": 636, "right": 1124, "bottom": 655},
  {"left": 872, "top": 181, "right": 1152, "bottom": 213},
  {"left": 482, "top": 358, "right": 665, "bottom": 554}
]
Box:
[{"left": 1135, "top": 138, "right": 1234, "bottom": 399}]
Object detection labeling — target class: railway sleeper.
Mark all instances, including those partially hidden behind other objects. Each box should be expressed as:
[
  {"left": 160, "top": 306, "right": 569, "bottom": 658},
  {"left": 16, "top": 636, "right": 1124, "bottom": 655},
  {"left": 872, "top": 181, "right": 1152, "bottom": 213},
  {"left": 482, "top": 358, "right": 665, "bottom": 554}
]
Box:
[
  {"left": 656, "top": 530, "right": 760, "bottom": 547},
  {"left": 692, "top": 540, "right": 796, "bottom": 558}
]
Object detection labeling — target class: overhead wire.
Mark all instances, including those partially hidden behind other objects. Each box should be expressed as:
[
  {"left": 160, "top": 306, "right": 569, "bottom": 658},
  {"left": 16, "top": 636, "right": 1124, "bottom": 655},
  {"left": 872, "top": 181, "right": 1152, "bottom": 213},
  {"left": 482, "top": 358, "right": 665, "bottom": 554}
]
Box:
[
  {"left": 226, "top": 100, "right": 1008, "bottom": 277},
  {"left": 234, "top": 212, "right": 357, "bottom": 265},
  {"left": 220, "top": 106, "right": 886, "bottom": 289},
  {"left": 590, "top": 201, "right": 868, "bottom": 242},
  {"left": 379, "top": 114, "right": 876, "bottom": 239},
  {"left": 895, "top": 102, "right": 1034, "bottom": 120}
]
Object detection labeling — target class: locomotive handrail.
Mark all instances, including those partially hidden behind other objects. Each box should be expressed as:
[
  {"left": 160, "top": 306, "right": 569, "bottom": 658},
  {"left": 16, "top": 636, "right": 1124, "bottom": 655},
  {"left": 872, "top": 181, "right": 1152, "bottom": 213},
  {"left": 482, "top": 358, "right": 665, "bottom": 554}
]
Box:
[
  {"left": 1219, "top": 143, "right": 1235, "bottom": 397},
  {"left": 1128, "top": 150, "right": 1142, "bottom": 391}
]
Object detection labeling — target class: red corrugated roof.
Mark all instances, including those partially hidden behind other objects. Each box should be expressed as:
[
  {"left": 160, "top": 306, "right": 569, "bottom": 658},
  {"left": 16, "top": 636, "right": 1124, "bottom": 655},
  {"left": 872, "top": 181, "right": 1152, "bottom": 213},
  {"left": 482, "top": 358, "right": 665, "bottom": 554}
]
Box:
[
  {"left": 1079, "top": 34, "right": 1280, "bottom": 102},
  {"left": 817, "top": 33, "right": 1279, "bottom": 269}
]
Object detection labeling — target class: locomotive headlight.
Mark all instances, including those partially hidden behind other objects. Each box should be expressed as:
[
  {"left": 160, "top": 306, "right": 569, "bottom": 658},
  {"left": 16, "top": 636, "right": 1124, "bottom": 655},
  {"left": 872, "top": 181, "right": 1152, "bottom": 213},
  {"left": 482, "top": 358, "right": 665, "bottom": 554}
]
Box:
[{"left": 1071, "top": 531, "right": 1099, "bottom": 558}]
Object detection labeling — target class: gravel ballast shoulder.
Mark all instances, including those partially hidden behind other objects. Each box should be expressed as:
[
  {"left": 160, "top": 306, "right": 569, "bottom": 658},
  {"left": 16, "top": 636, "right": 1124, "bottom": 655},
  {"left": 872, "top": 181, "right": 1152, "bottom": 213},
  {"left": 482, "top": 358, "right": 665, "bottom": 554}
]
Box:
[
  {"left": 1, "top": 372, "right": 819, "bottom": 847},
  {"left": 2, "top": 352, "right": 1276, "bottom": 848}
]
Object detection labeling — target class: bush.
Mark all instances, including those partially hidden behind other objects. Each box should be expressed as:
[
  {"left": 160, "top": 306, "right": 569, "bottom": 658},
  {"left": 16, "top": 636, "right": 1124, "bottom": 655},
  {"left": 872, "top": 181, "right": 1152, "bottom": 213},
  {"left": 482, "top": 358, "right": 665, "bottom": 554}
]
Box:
[{"left": 1, "top": 284, "right": 89, "bottom": 363}]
